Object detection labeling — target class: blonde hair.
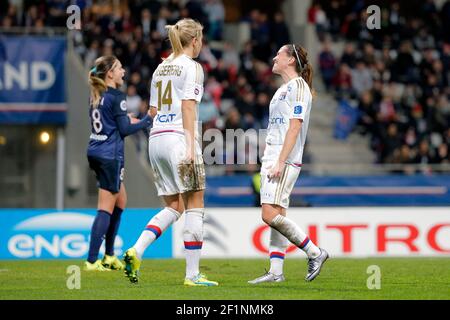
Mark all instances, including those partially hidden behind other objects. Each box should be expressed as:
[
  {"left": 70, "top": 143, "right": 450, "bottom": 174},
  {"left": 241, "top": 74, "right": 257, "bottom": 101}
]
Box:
[
  {"left": 165, "top": 18, "right": 203, "bottom": 61},
  {"left": 88, "top": 55, "right": 118, "bottom": 108}
]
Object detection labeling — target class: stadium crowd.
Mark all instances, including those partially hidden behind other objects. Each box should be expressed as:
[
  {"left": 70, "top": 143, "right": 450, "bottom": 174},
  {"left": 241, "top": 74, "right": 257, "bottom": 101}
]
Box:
[
  {"left": 1, "top": 0, "right": 292, "bottom": 173},
  {"left": 2, "top": 0, "right": 449, "bottom": 174},
  {"left": 311, "top": 0, "right": 450, "bottom": 173}
]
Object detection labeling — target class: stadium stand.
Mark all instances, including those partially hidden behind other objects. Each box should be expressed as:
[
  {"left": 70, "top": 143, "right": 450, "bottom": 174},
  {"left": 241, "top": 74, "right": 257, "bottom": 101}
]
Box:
[
  {"left": 1, "top": 0, "right": 298, "bottom": 175},
  {"left": 310, "top": 0, "right": 450, "bottom": 174},
  {"left": 1, "top": 0, "right": 449, "bottom": 208}
]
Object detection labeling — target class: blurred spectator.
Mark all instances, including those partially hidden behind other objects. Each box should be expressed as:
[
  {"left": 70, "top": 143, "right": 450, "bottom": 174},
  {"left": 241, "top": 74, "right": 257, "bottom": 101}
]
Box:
[
  {"left": 332, "top": 63, "right": 352, "bottom": 97},
  {"left": 204, "top": 0, "right": 225, "bottom": 40},
  {"left": 126, "top": 85, "right": 142, "bottom": 118},
  {"left": 140, "top": 9, "right": 156, "bottom": 41},
  {"left": 392, "top": 41, "right": 417, "bottom": 83},
  {"left": 308, "top": 3, "right": 328, "bottom": 41},
  {"left": 413, "top": 139, "right": 433, "bottom": 173},
  {"left": 222, "top": 42, "right": 241, "bottom": 73},
  {"left": 271, "top": 11, "right": 290, "bottom": 50},
  {"left": 156, "top": 6, "right": 172, "bottom": 38},
  {"left": 47, "top": 0, "right": 68, "bottom": 27},
  {"left": 351, "top": 61, "right": 373, "bottom": 97},
  {"left": 340, "top": 43, "right": 357, "bottom": 68},
  {"left": 381, "top": 123, "right": 402, "bottom": 162},
  {"left": 318, "top": 40, "right": 337, "bottom": 91}
]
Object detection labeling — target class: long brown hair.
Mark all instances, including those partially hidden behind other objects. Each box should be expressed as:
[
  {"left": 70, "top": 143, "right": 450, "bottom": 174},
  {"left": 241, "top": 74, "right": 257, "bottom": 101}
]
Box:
[
  {"left": 286, "top": 44, "right": 313, "bottom": 91},
  {"left": 88, "top": 55, "right": 118, "bottom": 108},
  {"left": 165, "top": 18, "right": 203, "bottom": 61}
]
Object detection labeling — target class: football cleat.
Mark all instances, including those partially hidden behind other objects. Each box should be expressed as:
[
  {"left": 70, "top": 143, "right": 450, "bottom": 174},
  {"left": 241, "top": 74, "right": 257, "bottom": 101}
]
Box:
[
  {"left": 305, "top": 248, "right": 329, "bottom": 282},
  {"left": 184, "top": 273, "right": 219, "bottom": 287},
  {"left": 123, "top": 248, "right": 141, "bottom": 283},
  {"left": 248, "top": 271, "right": 285, "bottom": 284},
  {"left": 84, "top": 260, "right": 111, "bottom": 272},
  {"left": 102, "top": 254, "right": 124, "bottom": 270}
]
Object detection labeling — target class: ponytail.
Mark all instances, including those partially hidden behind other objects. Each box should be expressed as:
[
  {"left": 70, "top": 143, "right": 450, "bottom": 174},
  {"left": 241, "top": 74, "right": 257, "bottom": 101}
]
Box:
[
  {"left": 88, "top": 55, "right": 117, "bottom": 108},
  {"left": 89, "top": 71, "right": 107, "bottom": 108},
  {"left": 301, "top": 63, "right": 313, "bottom": 92},
  {"left": 166, "top": 24, "right": 184, "bottom": 59}
]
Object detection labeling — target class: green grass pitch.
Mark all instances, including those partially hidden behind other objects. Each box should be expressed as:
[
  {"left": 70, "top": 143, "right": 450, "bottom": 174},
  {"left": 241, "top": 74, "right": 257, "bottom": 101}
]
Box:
[{"left": 0, "top": 258, "right": 449, "bottom": 300}]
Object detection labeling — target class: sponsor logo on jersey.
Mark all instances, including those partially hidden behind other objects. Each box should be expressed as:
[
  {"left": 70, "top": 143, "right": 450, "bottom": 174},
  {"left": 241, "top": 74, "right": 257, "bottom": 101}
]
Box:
[
  {"left": 279, "top": 92, "right": 287, "bottom": 100},
  {"left": 294, "top": 105, "right": 302, "bottom": 115},
  {"left": 269, "top": 117, "right": 286, "bottom": 125},
  {"left": 89, "top": 133, "right": 108, "bottom": 141},
  {"left": 156, "top": 113, "right": 176, "bottom": 123},
  {"left": 120, "top": 100, "right": 127, "bottom": 111}
]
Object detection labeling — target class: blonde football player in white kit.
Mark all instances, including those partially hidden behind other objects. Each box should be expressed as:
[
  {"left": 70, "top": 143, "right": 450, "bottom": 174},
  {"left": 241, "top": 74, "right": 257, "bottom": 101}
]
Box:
[
  {"left": 249, "top": 44, "right": 329, "bottom": 285},
  {"left": 123, "top": 19, "right": 218, "bottom": 286}
]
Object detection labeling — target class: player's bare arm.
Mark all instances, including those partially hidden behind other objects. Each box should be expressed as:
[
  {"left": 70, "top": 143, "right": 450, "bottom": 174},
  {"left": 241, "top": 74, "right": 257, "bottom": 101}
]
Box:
[
  {"left": 182, "top": 99, "right": 197, "bottom": 162},
  {"left": 268, "top": 118, "right": 302, "bottom": 179}
]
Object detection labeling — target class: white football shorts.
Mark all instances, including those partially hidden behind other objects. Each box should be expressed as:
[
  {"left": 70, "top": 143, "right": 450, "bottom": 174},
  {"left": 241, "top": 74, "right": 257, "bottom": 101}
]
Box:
[
  {"left": 148, "top": 129, "right": 205, "bottom": 196},
  {"left": 260, "top": 160, "right": 301, "bottom": 209}
]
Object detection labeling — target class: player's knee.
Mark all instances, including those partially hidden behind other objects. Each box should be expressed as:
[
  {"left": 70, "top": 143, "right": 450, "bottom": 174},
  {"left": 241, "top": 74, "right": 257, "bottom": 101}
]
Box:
[
  {"left": 261, "top": 206, "right": 274, "bottom": 225},
  {"left": 166, "top": 206, "right": 182, "bottom": 217},
  {"left": 262, "top": 214, "right": 273, "bottom": 226},
  {"left": 116, "top": 195, "right": 127, "bottom": 209}
]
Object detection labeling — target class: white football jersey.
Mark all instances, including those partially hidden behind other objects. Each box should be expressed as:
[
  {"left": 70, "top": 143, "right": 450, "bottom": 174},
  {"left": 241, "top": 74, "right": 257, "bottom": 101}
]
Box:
[
  {"left": 150, "top": 54, "right": 204, "bottom": 131},
  {"left": 263, "top": 76, "right": 312, "bottom": 164}
]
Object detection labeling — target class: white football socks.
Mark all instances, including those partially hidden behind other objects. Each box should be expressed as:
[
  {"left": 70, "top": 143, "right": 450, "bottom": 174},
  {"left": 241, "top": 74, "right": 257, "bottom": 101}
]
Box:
[
  {"left": 133, "top": 207, "right": 180, "bottom": 259},
  {"left": 269, "top": 227, "right": 288, "bottom": 276},
  {"left": 183, "top": 208, "right": 204, "bottom": 279},
  {"left": 270, "top": 214, "right": 321, "bottom": 259}
]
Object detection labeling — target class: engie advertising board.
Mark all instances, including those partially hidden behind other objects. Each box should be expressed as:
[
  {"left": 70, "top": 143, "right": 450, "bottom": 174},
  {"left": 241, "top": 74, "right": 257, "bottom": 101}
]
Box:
[
  {"left": 0, "top": 208, "right": 449, "bottom": 259},
  {"left": 0, "top": 209, "right": 170, "bottom": 259}
]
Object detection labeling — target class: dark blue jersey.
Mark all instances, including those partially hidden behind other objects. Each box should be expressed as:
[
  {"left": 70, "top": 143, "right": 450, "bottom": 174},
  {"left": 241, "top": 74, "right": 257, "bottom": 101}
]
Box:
[{"left": 87, "top": 86, "right": 151, "bottom": 161}]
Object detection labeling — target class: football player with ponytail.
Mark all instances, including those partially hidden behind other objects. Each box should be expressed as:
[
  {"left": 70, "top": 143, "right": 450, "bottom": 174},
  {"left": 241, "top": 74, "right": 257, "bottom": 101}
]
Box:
[
  {"left": 85, "top": 56, "right": 152, "bottom": 271},
  {"left": 248, "top": 44, "right": 329, "bottom": 284},
  {"left": 123, "top": 19, "right": 218, "bottom": 287}
]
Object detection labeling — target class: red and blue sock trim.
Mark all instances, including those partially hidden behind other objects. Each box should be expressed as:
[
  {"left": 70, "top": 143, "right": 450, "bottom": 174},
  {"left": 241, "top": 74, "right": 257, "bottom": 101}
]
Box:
[
  {"left": 270, "top": 251, "right": 285, "bottom": 260},
  {"left": 184, "top": 241, "right": 203, "bottom": 250},
  {"left": 145, "top": 225, "right": 162, "bottom": 239},
  {"left": 299, "top": 237, "right": 310, "bottom": 249}
]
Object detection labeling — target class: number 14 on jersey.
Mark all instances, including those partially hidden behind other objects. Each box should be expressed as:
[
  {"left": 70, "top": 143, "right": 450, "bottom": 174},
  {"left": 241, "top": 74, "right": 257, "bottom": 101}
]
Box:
[{"left": 156, "top": 80, "right": 172, "bottom": 111}]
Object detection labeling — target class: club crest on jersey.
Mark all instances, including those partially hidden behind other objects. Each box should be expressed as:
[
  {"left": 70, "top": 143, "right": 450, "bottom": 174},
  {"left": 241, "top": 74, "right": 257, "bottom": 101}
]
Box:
[
  {"left": 279, "top": 92, "right": 287, "bottom": 100},
  {"left": 120, "top": 100, "right": 127, "bottom": 111},
  {"left": 287, "top": 84, "right": 292, "bottom": 92},
  {"left": 194, "top": 88, "right": 200, "bottom": 95},
  {"left": 294, "top": 105, "right": 303, "bottom": 115}
]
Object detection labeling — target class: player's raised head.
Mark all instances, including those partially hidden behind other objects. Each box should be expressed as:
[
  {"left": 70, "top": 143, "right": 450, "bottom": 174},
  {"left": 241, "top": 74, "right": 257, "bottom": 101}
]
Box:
[
  {"left": 272, "top": 44, "right": 313, "bottom": 90},
  {"left": 165, "top": 18, "right": 203, "bottom": 59}
]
